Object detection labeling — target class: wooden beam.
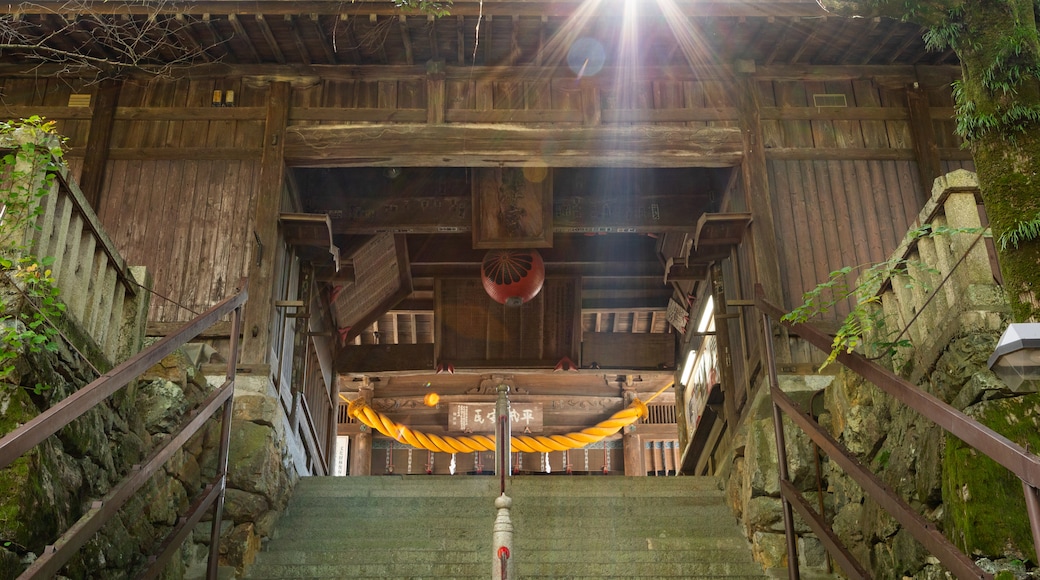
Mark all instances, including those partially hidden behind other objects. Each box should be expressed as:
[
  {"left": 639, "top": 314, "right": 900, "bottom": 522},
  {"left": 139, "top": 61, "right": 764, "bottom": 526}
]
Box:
[
  {"left": 6, "top": 1, "right": 827, "bottom": 18},
  {"left": 735, "top": 71, "right": 784, "bottom": 307},
  {"left": 242, "top": 81, "right": 291, "bottom": 365},
  {"left": 906, "top": 82, "right": 941, "bottom": 203},
  {"left": 228, "top": 13, "right": 262, "bottom": 63},
  {"left": 398, "top": 15, "right": 414, "bottom": 65},
  {"left": 308, "top": 14, "right": 338, "bottom": 64},
  {"left": 79, "top": 78, "right": 121, "bottom": 210},
  {"left": 284, "top": 124, "right": 743, "bottom": 168},
  {"left": 256, "top": 14, "right": 286, "bottom": 64},
  {"left": 285, "top": 15, "right": 312, "bottom": 64}
]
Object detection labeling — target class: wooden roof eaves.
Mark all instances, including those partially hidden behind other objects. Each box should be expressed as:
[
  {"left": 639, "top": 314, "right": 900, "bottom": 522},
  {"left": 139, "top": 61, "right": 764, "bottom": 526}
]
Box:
[{"left": 7, "top": 0, "right": 828, "bottom": 18}]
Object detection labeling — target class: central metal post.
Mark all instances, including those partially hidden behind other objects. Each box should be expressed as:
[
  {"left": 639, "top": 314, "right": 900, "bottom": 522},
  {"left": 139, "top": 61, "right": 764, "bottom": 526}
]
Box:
[
  {"left": 495, "top": 384, "right": 511, "bottom": 493},
  {"left": 492, "top": 383, "right": 514, "bottom": 579}
]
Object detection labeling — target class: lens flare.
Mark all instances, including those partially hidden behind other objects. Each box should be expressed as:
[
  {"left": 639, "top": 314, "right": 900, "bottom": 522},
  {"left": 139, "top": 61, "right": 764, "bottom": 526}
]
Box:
[{"left": 424, "top": 392, "right": 440, "bottom": 407}]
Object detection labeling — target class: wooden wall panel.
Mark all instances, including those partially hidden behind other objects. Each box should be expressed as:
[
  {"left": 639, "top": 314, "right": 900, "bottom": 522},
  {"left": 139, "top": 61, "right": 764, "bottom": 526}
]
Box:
[
  {"left": 770, "top": 159, "right": 919, "bottom": 320},
  {"left": 96, "top": 158, "right": 259, "bottom": 322}
]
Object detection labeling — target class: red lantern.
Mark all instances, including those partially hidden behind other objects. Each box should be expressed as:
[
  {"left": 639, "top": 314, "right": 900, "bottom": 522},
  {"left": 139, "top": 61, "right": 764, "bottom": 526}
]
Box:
[{"left": 481, "top": 249, "right": 545, "bottom": 306}]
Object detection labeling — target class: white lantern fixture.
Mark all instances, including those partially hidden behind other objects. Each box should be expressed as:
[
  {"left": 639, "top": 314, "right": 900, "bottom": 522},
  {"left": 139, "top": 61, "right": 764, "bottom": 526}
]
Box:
[{"left": 987, "top": 323, "right": 1040, "bottom": 390}]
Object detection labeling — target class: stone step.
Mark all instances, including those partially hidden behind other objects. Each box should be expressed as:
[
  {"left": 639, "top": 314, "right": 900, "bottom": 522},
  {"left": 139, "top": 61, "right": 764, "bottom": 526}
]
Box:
[
  {"left": 246, "top": 475, "right": 766, "bottom": 579},
  {"left": 260, "top": 535, "right": 750, "bottom": 553},
  {"left": 252, "top": 547, "right": 758, "bottom": 566},
  {"left": 281, "top": 501, "right": 732, "bottom": 519},
  {"left": 292, "top": 475, "right": 719, "bottom": 497},
  {"left": 246, "top": 561, "right": 765, "bottom": 578}
]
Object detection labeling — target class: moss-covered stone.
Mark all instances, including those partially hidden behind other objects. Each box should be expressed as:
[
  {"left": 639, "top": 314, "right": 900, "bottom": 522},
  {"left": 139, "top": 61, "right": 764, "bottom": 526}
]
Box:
[{"left": 943, "top": 393, "right": 1040, "bottom": 562}]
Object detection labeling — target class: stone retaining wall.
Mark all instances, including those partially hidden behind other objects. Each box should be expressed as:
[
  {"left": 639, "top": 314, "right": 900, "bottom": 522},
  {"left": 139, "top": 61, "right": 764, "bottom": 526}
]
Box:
[{"left": 722, "top": 171, "right": 1039, "bottom": 578}]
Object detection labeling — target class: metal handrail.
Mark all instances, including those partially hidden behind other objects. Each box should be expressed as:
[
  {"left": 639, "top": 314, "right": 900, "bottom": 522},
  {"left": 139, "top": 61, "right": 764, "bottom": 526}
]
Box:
[
  {"left": 756, "top": 284, "right": 1040, "bottom": 580},
  {"left": 0, "top": 281, "right": 248, "bottom": 579}
]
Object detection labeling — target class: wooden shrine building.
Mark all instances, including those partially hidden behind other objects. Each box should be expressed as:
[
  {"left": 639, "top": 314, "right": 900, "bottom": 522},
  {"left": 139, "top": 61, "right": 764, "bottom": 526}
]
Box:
[{"left": 0, "top": 0, "right": 969, "bottom": 477}]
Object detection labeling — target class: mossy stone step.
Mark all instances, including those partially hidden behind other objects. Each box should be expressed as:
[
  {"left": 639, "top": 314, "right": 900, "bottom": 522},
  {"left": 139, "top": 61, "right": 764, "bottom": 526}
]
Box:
[{"left": 245, "top": 475, "right": 767, "bottom": 579}]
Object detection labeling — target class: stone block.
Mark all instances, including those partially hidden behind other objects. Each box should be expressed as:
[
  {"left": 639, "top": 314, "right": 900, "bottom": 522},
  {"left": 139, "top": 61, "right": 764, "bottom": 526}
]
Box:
[
  {"left": 224, "top": 523, "right": 262, "bottom": 574},
  {"left": 751, "top": 531, "right": 789, "bottom": 569},
  {"left": 233, "top": 391, "right": 281, "bottom": 428},
  {"left": 223, "top": 489, "right": 271, "bottom": 524}
]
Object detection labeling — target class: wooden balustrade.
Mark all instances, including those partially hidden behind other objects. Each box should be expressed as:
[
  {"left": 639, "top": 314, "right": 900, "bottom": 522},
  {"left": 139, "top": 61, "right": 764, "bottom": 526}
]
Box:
[
  {"left": 864, "top": 169, "right": 1005, "bottom": 377},
  {"left": 30, "top": 159, "right": 147, "bottom": 366}
]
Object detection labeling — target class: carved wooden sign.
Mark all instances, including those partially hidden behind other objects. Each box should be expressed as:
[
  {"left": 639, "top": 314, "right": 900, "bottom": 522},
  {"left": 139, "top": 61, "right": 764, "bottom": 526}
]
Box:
[
  {"left": 448, "top": 403, "right": 543, "bottom": 433},
  {"left": 472, "top": 167, "right": 553, "bottom": 249}
]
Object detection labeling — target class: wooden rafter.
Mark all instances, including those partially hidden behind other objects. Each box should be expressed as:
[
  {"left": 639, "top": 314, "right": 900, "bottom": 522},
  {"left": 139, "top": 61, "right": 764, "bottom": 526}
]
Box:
[
  {"left": 308, "top": 14, "right": 338, "bottom": 64},
  {"left": 398, "top": 15, "right": 414, "bottom": 65},
  {"left": 255, "top": 14, "right": 287, "bottom": 64},
  {"left": 228, "top": 13, "right": 261, "bottom": 63}
]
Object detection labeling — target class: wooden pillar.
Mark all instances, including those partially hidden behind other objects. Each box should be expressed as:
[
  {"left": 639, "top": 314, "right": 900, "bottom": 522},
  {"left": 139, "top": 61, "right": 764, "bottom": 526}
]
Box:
[
  {"left": 426, "top": 59, "right": 446, "bottom": 125},
  {"left": 711, "top": 263, "right": 740, "bottom": 433},
  {"left": 622, "top": 379, "right": 643, "bottom": 476},
  {"left": 350, "top": 381, "right": 374, "bottom": 476},
  {"left": 581, "top": 81, "right": 601, "bottom": 126},
  {"left": 242, "top": 81, "right": 290, "bottom": 365},
  {"left": 79, "top": 78, "right": 121, "bottom": 209},
  {"left": 735, "top": 66, "right": 783, "bottom": 307},
  {"left": 906, "top": 81, "right": 942, "bottom": 201}
]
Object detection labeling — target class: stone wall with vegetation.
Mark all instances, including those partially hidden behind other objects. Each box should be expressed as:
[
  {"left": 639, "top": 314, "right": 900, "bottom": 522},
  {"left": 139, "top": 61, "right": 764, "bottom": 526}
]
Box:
[
  {"left": 721, "top": 171, "right": 1039, "bottom": 578},
  {"left": 1, "top": 342, "right": 299, "bottom": 579},
  {"left": 0, "top": 124, "right": 299, "bottom": 578}
]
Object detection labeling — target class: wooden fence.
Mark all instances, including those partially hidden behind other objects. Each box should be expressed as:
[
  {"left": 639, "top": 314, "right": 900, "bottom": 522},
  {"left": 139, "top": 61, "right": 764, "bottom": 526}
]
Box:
[
  {"left": 12, "top": 138, "right": 149, "bottom": 366},
  {"left": 867, "top": 169, "right": 1006, "bottom": 380}
]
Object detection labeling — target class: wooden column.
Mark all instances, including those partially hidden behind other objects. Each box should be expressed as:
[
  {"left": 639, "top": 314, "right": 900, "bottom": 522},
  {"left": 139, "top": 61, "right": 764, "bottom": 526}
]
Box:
[
  {"left": 736, "top": 67, "right": 783, "bottom": 307},
  {"left": 622, "top": 379, "right": 643, "bottom": 476},
  {"left": 581, "top": 81, "right": 601, "bottom": 126},
  {"left": 426, "top": 59, "right": 446, "bottom": 125},
  {"left": 242, "top": 81, "right": 290, "bottom": 365},
  {"left": 79, "top": 78, "right": 121, "bottom": 209},
  {"left": 711, "top": 263, "right": 740, "bottom": 433},
  {"left": 350, "top": 381, "right": 374, "bottom": 476},
  {"left": 906, "top": 81, "right": 942, "bottom": 201}
]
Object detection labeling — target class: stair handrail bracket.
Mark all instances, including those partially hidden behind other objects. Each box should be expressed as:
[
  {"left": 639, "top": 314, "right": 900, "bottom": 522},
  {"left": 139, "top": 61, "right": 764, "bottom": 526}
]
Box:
[
  {"left": 755, "top": 284, "right": 1040, "bottom": 580},
  {"left": 0, "top": 281, "right": 248, "bottom": 580}
]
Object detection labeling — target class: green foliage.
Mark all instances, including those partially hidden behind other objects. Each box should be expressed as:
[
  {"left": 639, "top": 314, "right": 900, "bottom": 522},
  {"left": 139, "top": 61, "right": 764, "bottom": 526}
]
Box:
[
  {"left": 0, "top": 116, "right": 67, "bottom": 394},
  {"left": 875, "top": 448, "right": 891, "bottom": 468},
  {"left": 998, "top": 213, "right": 1040, "bottom": 250},
  {"left": 782, "top": 224, "right": 982, "bottom": 369},
  {"left": 392, "top": 0, "right": 452, "bottom": 17}
]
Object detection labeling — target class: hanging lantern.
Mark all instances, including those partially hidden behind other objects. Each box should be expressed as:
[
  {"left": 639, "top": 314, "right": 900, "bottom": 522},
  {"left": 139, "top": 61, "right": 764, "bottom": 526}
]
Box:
[{"left": 481, "top": 249, "right": 545, "bottom": 306}]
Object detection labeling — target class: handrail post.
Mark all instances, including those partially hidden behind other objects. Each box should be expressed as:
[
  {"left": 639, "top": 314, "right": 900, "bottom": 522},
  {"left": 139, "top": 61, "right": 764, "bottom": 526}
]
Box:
[
  {"left": 761, "top": 312, "right": 800, "bottom": 580},
  {"left": 207, "top": 302, "right": 244, "bottom": 578},
  {"left": 1025, "top": 481, "right": 1040, "bottom": 565},
  {"left": 492, "top": 383, "right": 514, "bottom": 580}
]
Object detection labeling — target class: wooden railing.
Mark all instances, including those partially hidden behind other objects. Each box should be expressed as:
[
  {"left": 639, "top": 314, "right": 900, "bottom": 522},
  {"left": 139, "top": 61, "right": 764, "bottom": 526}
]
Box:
[
  {"left": 753, "top": 170, "right": 1035, "bottom": 579},
  {"left": 0, "top": 284, "right": 247, "bottom": 579},
  {"left": 863, "top": 169, "right": 1003, "bottom": 378},
  {"left": 30, "top": 158, "right": 148, "bottom": 366},
  {"left": 296, "top": 344, "right": 335, "bottom": 475}
]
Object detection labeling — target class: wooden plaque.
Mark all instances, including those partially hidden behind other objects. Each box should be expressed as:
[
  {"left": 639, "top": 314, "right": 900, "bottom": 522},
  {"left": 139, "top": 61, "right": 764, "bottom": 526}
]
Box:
[
  {"left": 448, "top": 403, "right": 543, "bottom": 433},
  {"left": 472, "top": 167, "right": 553, "bottom": 249}
]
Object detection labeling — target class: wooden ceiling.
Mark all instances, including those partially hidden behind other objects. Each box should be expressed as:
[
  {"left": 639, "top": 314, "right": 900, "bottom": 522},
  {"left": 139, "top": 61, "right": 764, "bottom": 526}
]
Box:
[
  {"left": 0, "top": 0, "right": 954, "bottom": 72},
  {"left": 296, "top": 166, "right": 728, "bottom": 352}
]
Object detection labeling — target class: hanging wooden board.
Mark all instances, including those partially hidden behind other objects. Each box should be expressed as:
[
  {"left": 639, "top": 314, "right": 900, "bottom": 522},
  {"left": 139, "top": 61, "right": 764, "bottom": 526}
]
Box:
[
  {"left": 472, "top": 167, "right": 553, "bottom": 249},
  {"left": 448, "top": 403, "right": 543, "bottom": 433}
]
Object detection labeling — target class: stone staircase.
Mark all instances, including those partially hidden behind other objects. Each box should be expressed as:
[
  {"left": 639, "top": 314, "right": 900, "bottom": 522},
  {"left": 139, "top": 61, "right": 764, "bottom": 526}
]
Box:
[{"left": 244, "top": 475, "right": 769, "bottom": 579}]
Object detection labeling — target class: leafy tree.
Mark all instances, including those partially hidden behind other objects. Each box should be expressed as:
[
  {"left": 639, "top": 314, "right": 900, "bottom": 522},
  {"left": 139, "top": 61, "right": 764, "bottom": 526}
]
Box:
[{"left": 819, "top": 0, "right": 1040, "bottom": 323}]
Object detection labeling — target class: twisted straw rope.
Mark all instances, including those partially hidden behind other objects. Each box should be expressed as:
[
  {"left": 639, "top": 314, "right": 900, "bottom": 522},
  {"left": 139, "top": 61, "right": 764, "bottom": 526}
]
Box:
[{"left": 347, "top": 382, "right": 673, "bottom": 454}]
